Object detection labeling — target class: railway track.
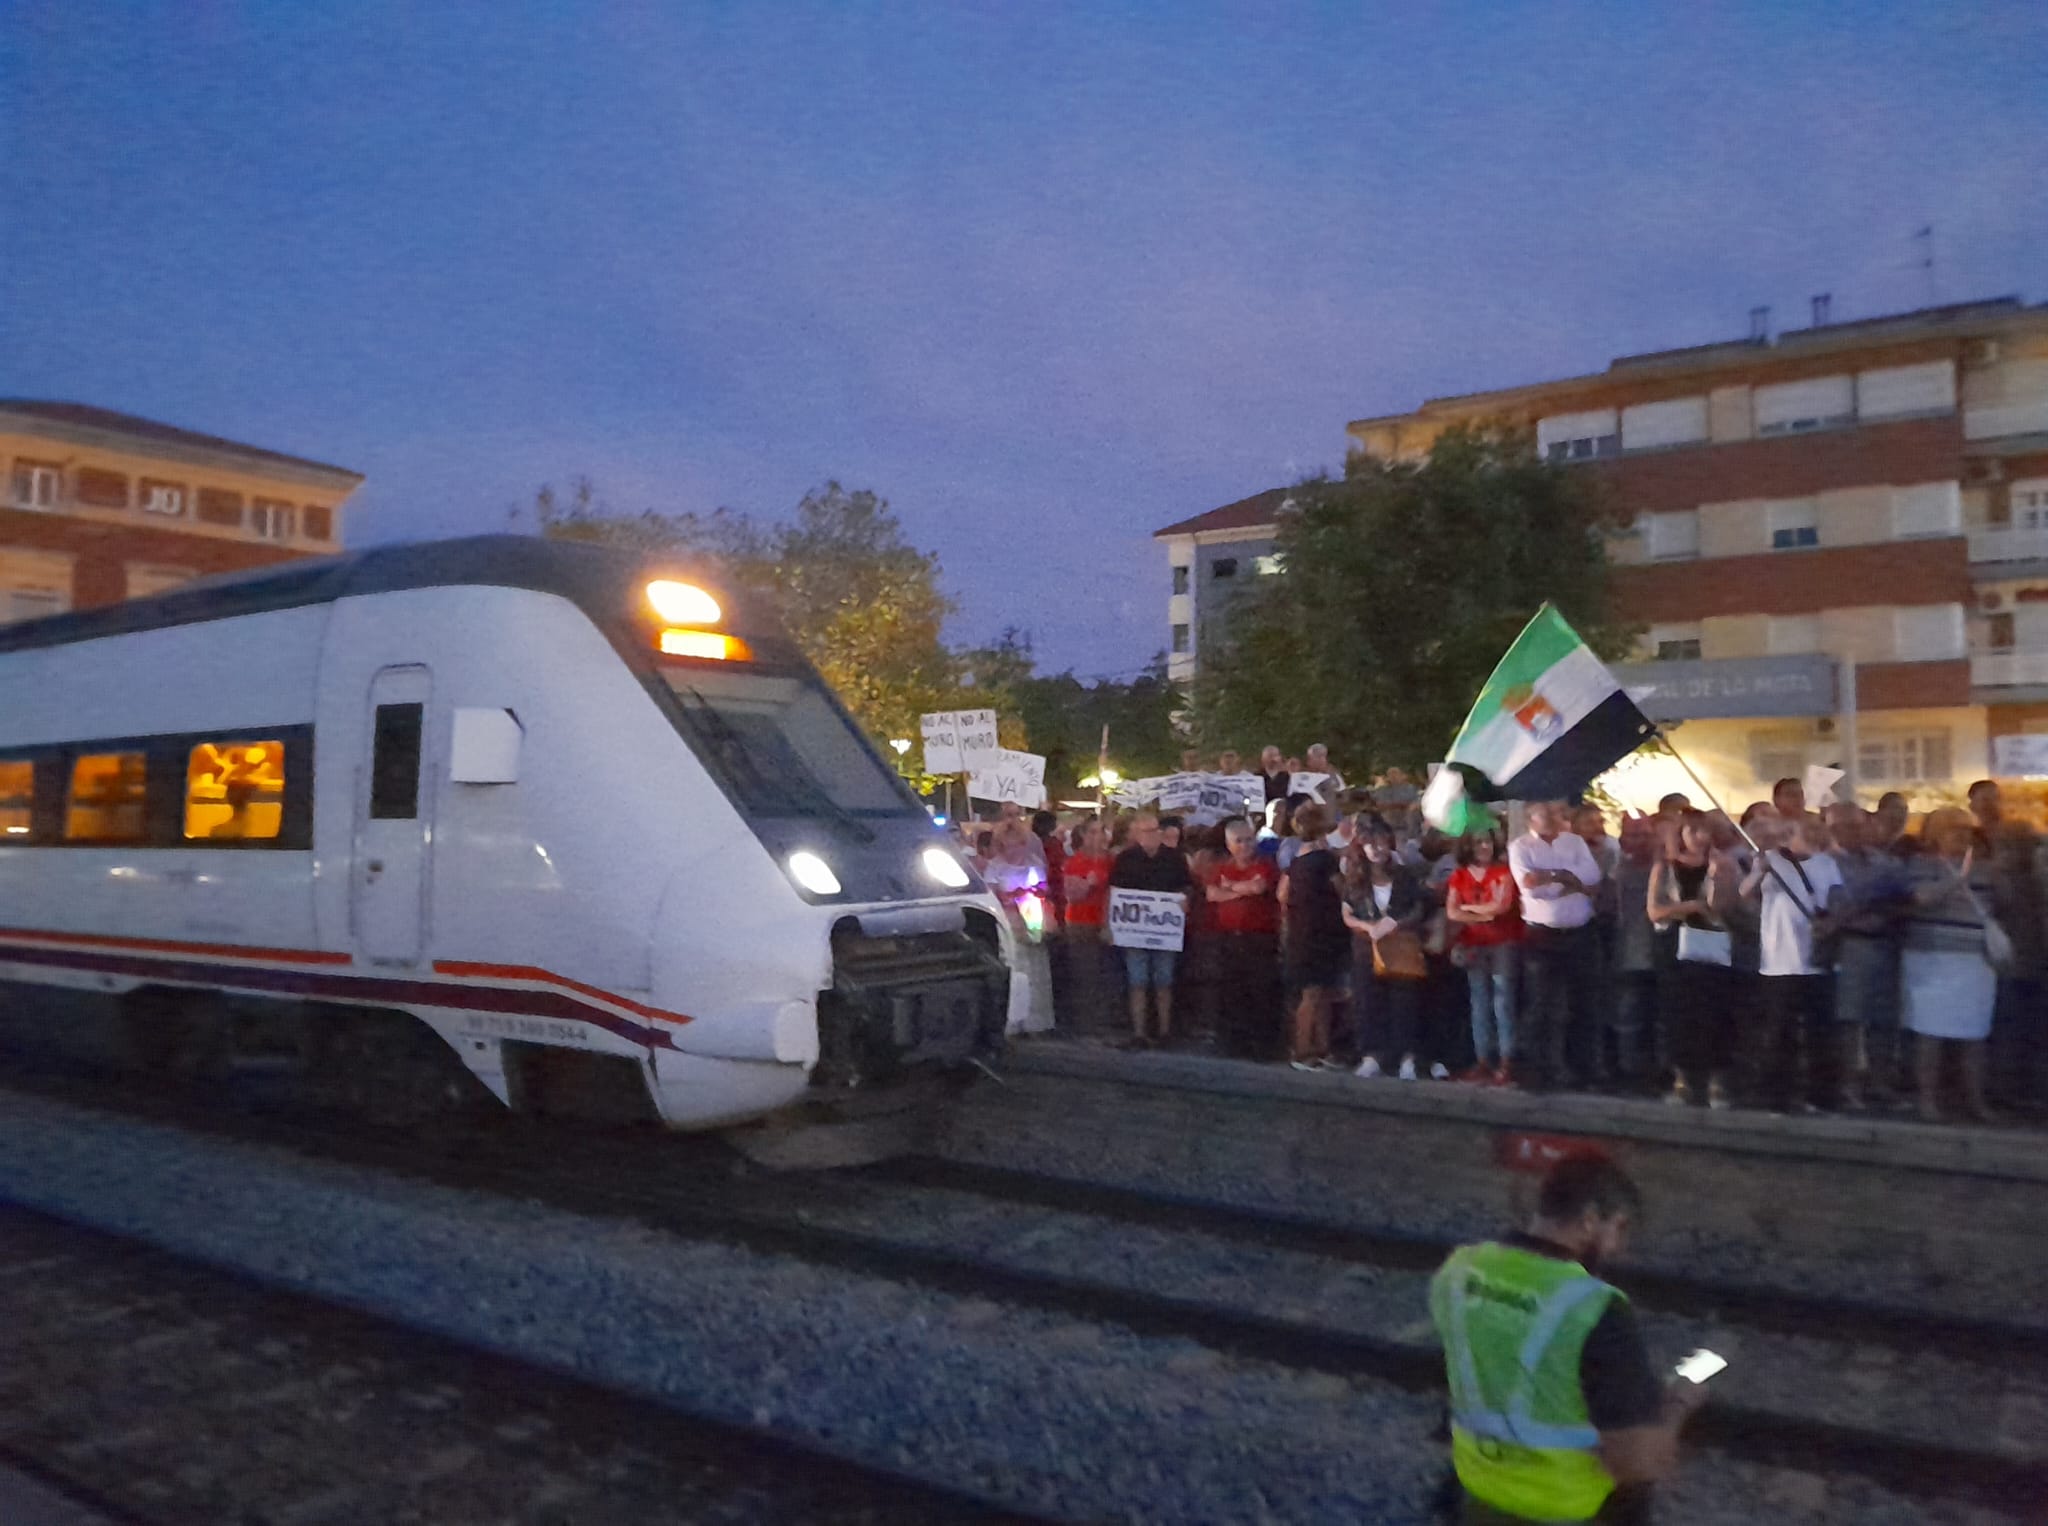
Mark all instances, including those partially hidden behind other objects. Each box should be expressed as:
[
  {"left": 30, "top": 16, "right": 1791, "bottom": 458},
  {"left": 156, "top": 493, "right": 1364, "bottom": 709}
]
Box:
[
  {"left": 3, "top": 1058, "right": 2043, "bottom": 1520},
  {"left": 0, "top": 1196, "right": 1045, "bottom": 1526}
]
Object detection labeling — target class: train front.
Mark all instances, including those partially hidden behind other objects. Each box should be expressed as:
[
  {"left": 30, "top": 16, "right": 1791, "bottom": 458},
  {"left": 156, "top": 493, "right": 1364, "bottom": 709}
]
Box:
[{"left": 612, "top": 568, "right": 1016, "bottom": 1141}]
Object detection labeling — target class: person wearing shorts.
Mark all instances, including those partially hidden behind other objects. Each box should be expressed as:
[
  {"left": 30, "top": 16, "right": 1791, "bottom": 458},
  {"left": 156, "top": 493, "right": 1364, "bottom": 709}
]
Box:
[{"left": 1109, "top": 812, "right": 1194, "bottom": 1047}]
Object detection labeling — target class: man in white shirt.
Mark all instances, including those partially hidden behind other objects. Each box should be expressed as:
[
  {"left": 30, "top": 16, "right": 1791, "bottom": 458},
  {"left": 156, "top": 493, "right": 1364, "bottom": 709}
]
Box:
[
  {"left": 1509, "top": 800, "right": 1605, "bottom": 1090},
  {"left": 1740, "top": 816, "right": 1844, "bottom": 1113}
]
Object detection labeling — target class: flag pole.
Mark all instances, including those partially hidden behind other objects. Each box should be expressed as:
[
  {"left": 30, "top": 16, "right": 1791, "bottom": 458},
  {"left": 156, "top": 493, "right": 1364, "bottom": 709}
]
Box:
[{"left": 1654, "top": 728, "right": 1813, "bottom": 919}]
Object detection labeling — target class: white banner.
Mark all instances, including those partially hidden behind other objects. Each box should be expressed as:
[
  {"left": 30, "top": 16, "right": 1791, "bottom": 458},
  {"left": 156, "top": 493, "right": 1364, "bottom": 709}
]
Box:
[
  {"left": 1994, "top": 734, "right": 2048, "bottom": 779},
  {"left": 919, "top": 711, "right": 962, "bottom": 775},
  {"left": 1108, "top": 887, "right": 1186, "bottom": 951},
  {"left": 968, "top": 747, "right": 1046, "bottom": 807},
  {"left": 1288, "top": 770, "right": 1333, "bottom": 803}
]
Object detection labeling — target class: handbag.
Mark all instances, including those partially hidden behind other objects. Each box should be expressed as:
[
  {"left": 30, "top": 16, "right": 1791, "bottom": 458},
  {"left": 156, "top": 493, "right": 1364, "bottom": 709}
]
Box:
[
  {"left": 1675, "top": 925, "right": 1732, "bottom": 967},
  {"left": 1962, "top": 884, "right": 2018, "bottom": 975},
  {"left": 1372, "top": 928, "right": 1429, "bottom": 981}
]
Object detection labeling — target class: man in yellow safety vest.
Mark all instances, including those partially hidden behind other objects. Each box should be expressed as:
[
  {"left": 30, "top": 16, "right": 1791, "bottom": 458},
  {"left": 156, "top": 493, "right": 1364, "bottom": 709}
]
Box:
[{"left": 1430, "top": 1156, "right": 1704, "bottom": 1524}]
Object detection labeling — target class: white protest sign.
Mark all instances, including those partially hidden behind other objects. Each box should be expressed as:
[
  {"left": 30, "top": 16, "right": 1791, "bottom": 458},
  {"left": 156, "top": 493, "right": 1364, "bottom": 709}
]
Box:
[
  {"left": 956, "top": 709, "right": 1001, "bottom": 772},
  {"left": 1804, "top": 763, "right": 1846, "bottom": 807},
  {"left": 968, "top": 747, "right": 1046, "bottom": 807},
  {"left": 1994, "top": 734, "right": 2048, "bottom": 779},
  {"left": 1157, "top": 771, "right": 1204, "bottom": 812},
  {"left": 1289, "top": 771, "right": 1333, "bottom": 803},
  {"left": 1192, "top": 772, "right": 1265, "bottom": 826},
  {"left": 1108, "top": 887, "right": 1187, "bottom": 951},
  {"left": 920, "top": 711, "right": 962, "bottom": 775}
]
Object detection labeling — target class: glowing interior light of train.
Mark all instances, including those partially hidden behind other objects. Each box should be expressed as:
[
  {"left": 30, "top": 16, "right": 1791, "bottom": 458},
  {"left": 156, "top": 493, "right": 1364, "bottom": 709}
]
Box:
[{"left": 646, "top": 580, "right": 722, "bottom": 625}]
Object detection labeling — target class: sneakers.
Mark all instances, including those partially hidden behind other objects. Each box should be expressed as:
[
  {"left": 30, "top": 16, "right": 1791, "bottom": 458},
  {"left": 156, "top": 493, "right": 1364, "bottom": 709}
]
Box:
[
  {"left": 1708, "top": 1079, "right": 1731, "bottom": 1111},
  {"left": 1490, "top": 1065, "right": 1514, "bottom": 1088},
  {"left": 1289, "top": 1058, "right": 1320, "bottom": 1073},
  {"left": 1316, "top": 1056, "right": 1348, "bottom": 1073},
  {"left": 1664, "top": 1078, "right": 1691, "bottom": 1107},
  {"left": 1398, "top": 1057, "right": 1419, "bottom": 1082},
  {"left": 1429, "top": 1061, "right": 1451, "bottom": 1081},
  {"left": 1355, "top": 1056, "right": 1383, "bottom": 1079}
]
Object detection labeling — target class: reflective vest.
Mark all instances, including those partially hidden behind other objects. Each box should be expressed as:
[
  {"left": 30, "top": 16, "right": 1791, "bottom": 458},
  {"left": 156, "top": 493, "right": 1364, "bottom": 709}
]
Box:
[{"left": 1428, "top": 1241, "right": 1622, "bottom": 1522}]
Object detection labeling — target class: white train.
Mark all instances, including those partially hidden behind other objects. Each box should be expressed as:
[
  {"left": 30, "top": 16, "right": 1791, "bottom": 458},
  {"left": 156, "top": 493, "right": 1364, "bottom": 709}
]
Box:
[{"left": 0, "top": 536, "right": 1015, "bottom": 1145}]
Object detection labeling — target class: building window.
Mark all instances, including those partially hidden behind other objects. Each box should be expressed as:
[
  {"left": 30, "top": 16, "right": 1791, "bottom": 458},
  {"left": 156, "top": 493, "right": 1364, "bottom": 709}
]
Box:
[
  {"left": 0, "top": 759, "right": 31, "bottom": 837},
  {"left": 1756, "top": 375, "right": 1855, "bottom": 435},
  {"left": 1750, "top": 732, "right": 1812, "bottom": 787},
  {"left": 126, "top": 565, "right": 195, "bottom": 599},
  {"left": 1895, "top": 603, "right": 1963, "bottom": 661},
  {"left": 185, "top": 740, "right": 286, "bottom": 842},
  {"left": 1171, "top": 564, "right": 1189, "bottom": 595},
  {"left": 250, "top": 499, "right": 296, "bottom": 541},
  {"left": 74, "top": 467, "right": 129, "bottom": 509},
  {"left": 196, "top": 487, "right": 245, "bottom": 526},
  {"left": 1643, "top": 510, "right": 1699, "bottom": 560},
  {"left": 1768, "top": 498, "right": 1819, "bottom": 551},
  {"left": 140, "top": 480, "right": 187, "bottom": 517},
  {"left": 1171, "top": 623, "right": 1190, "bottom": 655},
  {"left": 1538, "top": 409, "right": 1620, "bottom": 462},
  {"left": 302, "top": 504, "right": 333, "bottom": 542},
  {"left": 1254, "top": 554, "right": 1281, "bottom": 575},
  {"left": 66, "top": 752, "right": 148, "bottom": 842},
  {"left": 1210, "top": 557, "right": 1238, "bottom": 579},
  {"left": 1858, "top": 731, "right": 1952, "bottom": 785},
  {"left": 0, "top": 547, "right": 73, "bottom": 625},
  {"left": 1, "top": 588, "right": 65, "bottom": 624},
  {"left": 10, "top": 461, "right": 62, "bottom": 510},
  {"left": 2012, "top": 482, "right": 2048, "bottom": 532}
]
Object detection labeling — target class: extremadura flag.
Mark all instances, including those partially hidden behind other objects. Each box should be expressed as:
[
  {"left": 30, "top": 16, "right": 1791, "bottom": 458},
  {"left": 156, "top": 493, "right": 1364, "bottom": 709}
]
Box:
[{"left": 1422, "top": 605, "right": 1656, "bottom": 836}]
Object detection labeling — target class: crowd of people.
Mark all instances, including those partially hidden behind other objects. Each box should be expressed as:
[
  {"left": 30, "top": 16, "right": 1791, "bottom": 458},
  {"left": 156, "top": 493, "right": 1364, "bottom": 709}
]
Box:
[{"left": 955, "top": 754, "right": 2048, "bottom": 1126}]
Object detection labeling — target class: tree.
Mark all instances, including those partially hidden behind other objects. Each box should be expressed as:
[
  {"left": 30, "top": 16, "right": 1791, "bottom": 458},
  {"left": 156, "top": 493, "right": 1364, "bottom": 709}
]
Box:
[
  {"left": 1193, "top": 425, "right": 1633, "bottom": 775},
  {"left": 534, "top": 478, "right": 992, "bottom": 776},
  {"left": 962, "top": 630, "right": 1186, "bottom": 797}
]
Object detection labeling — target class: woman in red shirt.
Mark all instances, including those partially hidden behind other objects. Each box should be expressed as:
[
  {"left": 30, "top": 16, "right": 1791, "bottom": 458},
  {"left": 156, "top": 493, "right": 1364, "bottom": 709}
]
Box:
[
  {"left": 1446, "top": 829, "right": 1521, "bottom": 1084},
  {"left": 1060, "top": 817, "right": 1116, "bottom": 1033},
  {"left": 1207, "top": 817, "right": 1283, "bottom": 1060}
]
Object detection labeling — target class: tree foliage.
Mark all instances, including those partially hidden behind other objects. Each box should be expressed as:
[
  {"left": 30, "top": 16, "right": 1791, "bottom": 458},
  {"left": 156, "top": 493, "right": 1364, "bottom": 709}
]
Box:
[
  {"left": 961, "top": 630, "right": 1186, "bottom": 798},
  {"left": 1193, "top": 426, "right": 1633, "bottom": 774},
  {"left": 535, "top": 478, "right": 987, "bottom": 778}
]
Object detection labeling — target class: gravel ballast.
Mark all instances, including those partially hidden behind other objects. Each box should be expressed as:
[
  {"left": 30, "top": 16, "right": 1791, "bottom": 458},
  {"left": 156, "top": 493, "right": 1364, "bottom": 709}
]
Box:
[{"left": 0, "top": 1086, "right": 1999, "bottom": 1524}]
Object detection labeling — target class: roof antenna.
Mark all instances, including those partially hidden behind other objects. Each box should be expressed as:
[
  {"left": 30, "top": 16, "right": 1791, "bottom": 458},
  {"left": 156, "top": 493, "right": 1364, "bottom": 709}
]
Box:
[
  {"left": 1749, "top": 305, "right": 1771, "bottom": 342},
  {"left": 1811, "top": 293, "right": 1831, "bottom": 327},
  {"left": 1915, "top": 226, "right": 1937, "bottom": 306}
]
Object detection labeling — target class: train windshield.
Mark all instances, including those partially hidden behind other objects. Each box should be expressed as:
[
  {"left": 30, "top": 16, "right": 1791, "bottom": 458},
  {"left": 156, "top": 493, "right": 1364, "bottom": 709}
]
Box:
[{"left": 663, "top": 667, "right": 916, "bottom": 818}]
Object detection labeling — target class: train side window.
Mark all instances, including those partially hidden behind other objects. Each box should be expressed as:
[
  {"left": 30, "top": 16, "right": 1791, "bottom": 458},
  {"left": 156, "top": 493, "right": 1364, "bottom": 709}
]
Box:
[
  {"left": 370, "top": 703, "right": 423, "bottom": 820},
  {"left": 185, "top": 740, "right": 285, "bottom": 842},
  {"left": 0, "top": 760, "right": 32, "bottom": 839},
  {"left": 66, "top": 752, "right": 148, "bottom": 842}
]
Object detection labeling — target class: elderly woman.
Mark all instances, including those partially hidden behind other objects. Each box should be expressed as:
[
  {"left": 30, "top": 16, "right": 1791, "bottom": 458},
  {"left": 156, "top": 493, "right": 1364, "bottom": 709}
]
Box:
[
  {"left": 1206, "top": 816, "right": 1283, "bottom": 1059},
  {"left": 1903, "top": 807, "right": 2004, "bottom": 1122},
  {"left": 986, "top": 817, "right": 1057, "bottom": 1035}
]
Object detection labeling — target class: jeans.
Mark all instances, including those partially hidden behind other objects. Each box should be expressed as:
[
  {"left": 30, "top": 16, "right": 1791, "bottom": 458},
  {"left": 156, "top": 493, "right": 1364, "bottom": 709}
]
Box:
[
  {"left": 1520, "top": 922, "right": 1599, "bottom": 1087},
  {"left": 1353, "top": 941, "right": 1421, "bottom": 1067},
  {"left": 1463, "top": 942, "right": 1518, "bottom": 1066}
]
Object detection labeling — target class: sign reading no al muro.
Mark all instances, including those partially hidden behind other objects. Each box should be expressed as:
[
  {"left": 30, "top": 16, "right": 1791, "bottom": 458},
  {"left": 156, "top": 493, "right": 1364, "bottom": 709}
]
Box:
[{"left": 1108, "top": 888, "right": 1187, "bottom": 952}]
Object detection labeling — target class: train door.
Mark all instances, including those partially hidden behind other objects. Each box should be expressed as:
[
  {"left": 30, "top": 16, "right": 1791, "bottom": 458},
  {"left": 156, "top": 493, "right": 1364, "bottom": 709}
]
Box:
[{"left": 352, "top": 666, "right": 433, "bottom": 966}]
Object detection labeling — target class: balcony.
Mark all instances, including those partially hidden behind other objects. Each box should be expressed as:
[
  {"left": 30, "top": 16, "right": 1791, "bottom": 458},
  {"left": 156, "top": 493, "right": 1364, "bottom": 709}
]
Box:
[
  {"left": 1972, "top": 646, "right": 2048, "bottom": 688},
  {"left": 1968, "top": 525, "right": 2048, "bottom": 566}
]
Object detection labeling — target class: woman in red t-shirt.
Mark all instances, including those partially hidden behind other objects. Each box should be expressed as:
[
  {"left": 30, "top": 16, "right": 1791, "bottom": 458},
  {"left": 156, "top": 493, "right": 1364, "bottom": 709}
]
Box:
[
  {"left": 1446, "top": 829, "right": 1521, "bottom": 1084},
  {"left": 1206, "top": 817, "right": 1283, "bottom": 1059},
  {"left": 1060, "top": 818, "right": 1116, "bottom": 1032}
]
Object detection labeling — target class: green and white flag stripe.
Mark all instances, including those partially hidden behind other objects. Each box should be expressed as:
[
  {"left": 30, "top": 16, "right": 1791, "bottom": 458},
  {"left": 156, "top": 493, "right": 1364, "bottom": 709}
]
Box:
[{"left": 1423, "top": 605, "right": 1654, "bottom": 835}]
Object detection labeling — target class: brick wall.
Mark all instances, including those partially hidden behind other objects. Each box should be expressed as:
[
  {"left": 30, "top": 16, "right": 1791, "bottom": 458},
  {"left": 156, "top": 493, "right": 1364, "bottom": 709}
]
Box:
[
  {"left": 0, "top": 508, "right": 305, "bottom": 607},
  {"left": 1595, "top": 415, "right": 1964, "bottom": 514}
]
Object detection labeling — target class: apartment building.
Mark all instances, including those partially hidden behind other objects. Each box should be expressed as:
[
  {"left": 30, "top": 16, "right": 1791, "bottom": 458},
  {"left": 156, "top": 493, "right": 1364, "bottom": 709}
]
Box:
[
  {"left": 0, "top": 400, "right": 360, "bottom": 623},
  {"left": 1157, "top": 296, "right": 2048, "bottom": 803}
]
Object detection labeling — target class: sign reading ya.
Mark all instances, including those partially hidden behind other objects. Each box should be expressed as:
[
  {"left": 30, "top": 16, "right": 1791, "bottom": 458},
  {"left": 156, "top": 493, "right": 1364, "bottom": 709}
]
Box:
[{"left": 968, "top": 747, "right": 1047, "bottom": 807}]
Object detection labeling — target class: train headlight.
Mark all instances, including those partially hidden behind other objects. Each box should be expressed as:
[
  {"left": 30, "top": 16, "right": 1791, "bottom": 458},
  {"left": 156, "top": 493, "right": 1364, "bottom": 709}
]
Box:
[
  {"left": 646, "top": 580, "right": 722, "bottom": 625},
  {"left": 786, "top": 850, "right": 842, "bottom": 897},
  {"left": 921, "top": 846, "right": 971, "bottom": 889}
]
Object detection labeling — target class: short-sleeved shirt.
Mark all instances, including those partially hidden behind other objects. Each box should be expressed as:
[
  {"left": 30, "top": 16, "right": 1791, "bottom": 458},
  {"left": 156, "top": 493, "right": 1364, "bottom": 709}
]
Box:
[
  {"left": 1110, "top": 844, "right": 1194, "bottom": 896},
  {"left": 1284, "top": 846, "right": 1349, "bottom": 968},
  {"left": 1062, "top": 851, "right": 1114, "bottom": 927},
  {"left": 1448, "top": 863, "right": 1522, "bottom": 947},
  {"left": 1758, "top": 849, "right": 1844, "bottom": 976},
  {"left": 1212, "top": 856, "right": 1280, "bottom": 935}
]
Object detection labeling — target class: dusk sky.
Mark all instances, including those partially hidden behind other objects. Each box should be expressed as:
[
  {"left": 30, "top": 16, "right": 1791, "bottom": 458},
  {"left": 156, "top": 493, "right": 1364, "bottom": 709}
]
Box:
[{"left": 6, "top": 3, "right": 2045, "bottom": 677}]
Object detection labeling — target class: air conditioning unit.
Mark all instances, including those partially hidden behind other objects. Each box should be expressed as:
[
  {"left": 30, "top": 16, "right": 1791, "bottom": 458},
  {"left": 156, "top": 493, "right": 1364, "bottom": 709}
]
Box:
[
  {"left": 1965, "top": 338, "right": 2002, "bottom": 367},
  {"left": 1815, "top": 717, "right": 1837, "bottom": 737}
]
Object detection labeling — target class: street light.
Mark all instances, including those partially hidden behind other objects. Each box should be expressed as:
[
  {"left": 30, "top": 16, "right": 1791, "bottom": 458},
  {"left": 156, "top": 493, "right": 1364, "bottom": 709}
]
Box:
[{"left": 890, "top": 738, "right": 912, "bottom": 755}]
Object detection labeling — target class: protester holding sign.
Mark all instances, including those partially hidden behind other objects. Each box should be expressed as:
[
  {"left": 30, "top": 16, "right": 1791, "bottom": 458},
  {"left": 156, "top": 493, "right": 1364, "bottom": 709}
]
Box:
[{"left": 1110, "top": 812, "right": 1194, "bottom": 1048}]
